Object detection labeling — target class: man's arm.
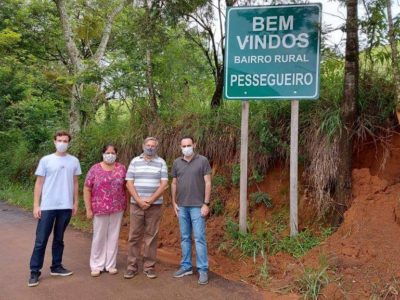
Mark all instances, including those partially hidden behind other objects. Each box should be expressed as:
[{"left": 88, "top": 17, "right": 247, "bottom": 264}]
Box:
[
  {"left": 201, "top": 174, "right": 212, "bottom": 217},
  {"left": 33, "top": 176, "right": 44, "bottom": 219},
  {"left": 73, "top": 175, "right": 79, "bottom": 216},
  {"left": 143, "top": 180, "right": 168, "bottom": 205},
  {"left": 126, "top": 180, "right": 149, "bottom": 210},
  {"left": 171, "top": 178, "right": 179, "bottom": 217}
]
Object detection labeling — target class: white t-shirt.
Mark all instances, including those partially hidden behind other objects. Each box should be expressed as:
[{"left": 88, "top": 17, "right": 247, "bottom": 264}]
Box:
[{"left": 35, "top": 153, "right": 82, "bottom": 210}]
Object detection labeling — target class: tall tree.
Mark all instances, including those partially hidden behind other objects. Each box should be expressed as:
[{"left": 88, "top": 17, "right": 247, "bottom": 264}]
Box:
[
  {"left": 334, "top": 0, "right": 359, "bottom": 225},
  {"left": 53, "top": 0, "right": 128, "bottom": 135},
  {"left": 386, "top": 0, "right": 400, "bottom": 123}
]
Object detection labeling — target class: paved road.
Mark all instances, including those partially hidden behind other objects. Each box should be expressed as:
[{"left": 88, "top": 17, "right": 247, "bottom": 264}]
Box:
[{"left": 0, "top": 201, "right": 264, "bottom": 300}]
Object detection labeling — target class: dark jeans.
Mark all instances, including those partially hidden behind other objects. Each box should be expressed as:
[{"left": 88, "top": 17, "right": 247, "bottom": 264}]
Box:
[{"left": 29, "top": 209, "right": 72, "bottom": 273}]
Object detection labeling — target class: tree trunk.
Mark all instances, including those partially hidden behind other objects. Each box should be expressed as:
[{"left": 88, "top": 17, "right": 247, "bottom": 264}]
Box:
[
  {"left": 211, "top": 66, "right": 223, "bottom": 108},
  {"left": 54, "top": 0, "right": 127, "bottom": 135},
  {"left": 145, "top": 49, "right": 158, "bottom": 115},
  {"left": 387, "top": 0, "right": 400, "bottom": 123},
  {"left": 69, "top": 83, "right": 82, "bottom": 137},
  {"left": 334, "top": 0, "right": 359, "bottom": 226}
]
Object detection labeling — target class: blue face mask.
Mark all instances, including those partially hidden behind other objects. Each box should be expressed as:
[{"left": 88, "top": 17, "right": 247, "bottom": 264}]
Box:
[{"left": 143, "top": 147, "right": 157, "bottom": 156}]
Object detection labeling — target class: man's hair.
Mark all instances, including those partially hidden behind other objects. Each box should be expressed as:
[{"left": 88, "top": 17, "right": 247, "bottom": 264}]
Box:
[
  {"left": 180, "top": 135, "right": 194, "bottom": 143},
  {"left": 143, "top": 136, "right": 159, "bottom": 146},
  {"left": 53, "top": 130, "right": 72, "bottom": 142}
]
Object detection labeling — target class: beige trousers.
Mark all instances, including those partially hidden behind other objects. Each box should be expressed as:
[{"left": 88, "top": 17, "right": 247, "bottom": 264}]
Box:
[{"left": 90, "top": 211, "right": 123, "bottom": 272}]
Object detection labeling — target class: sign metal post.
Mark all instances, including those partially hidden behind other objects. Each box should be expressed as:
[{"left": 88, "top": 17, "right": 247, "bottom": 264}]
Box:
[{"left": 224, "top": 4, "right": 321, "bottom": 235}]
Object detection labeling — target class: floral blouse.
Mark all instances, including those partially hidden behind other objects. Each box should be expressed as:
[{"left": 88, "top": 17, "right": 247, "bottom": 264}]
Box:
[{"left": 84, "top": 162, "right": 127, "bottom": 215}]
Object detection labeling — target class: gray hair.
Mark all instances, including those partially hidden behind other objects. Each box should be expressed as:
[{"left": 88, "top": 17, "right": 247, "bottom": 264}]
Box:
[{"left": 143, "top": 136, "right": 159, "bottom": 146}]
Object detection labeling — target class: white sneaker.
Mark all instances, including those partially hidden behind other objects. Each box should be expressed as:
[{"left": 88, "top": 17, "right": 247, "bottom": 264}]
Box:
[
  {"left": 91, "top": 270, "right": 101, "bottom": 277},
  {"left": 108, "top": 268, "right": 118, "bottom": 275}
]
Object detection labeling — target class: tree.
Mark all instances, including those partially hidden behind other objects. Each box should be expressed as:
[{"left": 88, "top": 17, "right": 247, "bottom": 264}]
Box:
[
  {"left": 386, "top": 0, "right": 400, "bottom": 123},
  {"left": 334, "top": 0, "right": 359, "bottom": 225},
  {"left": 53, "top": 0, "right": 128, "bottom": 135}
]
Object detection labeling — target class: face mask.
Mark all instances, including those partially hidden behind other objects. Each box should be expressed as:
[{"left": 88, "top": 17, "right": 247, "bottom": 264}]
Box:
[
  {"left": 103, "top": 153, "right": 117, "bottom": 164},
  {"left": 55, "top": 142, "right": 69, "bottom": 153},
  {"left": 143, "top": 147, "right": 157, "bottom": 157},
  {"left": 182, "top": 146, "right": 193, "bottom": 157}
]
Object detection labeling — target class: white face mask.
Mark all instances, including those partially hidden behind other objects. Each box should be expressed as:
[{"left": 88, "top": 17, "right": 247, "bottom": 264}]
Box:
[
  {"left": 55, "top": 142, "right": 69, "bottom": 153},
  {"left": 103, "top": 153, "right": 117, "bottom": 164},
  {"left": 182, "top": 146, "right": 193, "bottom": 157}
]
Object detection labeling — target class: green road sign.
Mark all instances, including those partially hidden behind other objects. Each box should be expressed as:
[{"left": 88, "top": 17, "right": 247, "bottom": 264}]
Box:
[{"left": 224, "top": 4, "right": 322, "bottom": 100}]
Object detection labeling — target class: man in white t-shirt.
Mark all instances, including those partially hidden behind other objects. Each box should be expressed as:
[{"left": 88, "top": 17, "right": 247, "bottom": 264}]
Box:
[{"left": 28, "top": 130, "right": 82, "bottom": 287}]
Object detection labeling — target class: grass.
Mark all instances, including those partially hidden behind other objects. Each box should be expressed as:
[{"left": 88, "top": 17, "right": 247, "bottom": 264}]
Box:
[
  {"left": 0, "top": 181, "right": 92, "bottom": 232},
  {"left": 296, "top": 265, "right": 330, "bottom": 300},
  {"left": 222, "top": 215, "right": 333, "bottom": 260},
  {"left": 0, "top": 181, "right": 33, "bottom": 210}
]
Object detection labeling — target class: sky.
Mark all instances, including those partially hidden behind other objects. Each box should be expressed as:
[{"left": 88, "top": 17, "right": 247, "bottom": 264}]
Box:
[{"left": 210, "top": 0, "right": 400, "bottom": 54}]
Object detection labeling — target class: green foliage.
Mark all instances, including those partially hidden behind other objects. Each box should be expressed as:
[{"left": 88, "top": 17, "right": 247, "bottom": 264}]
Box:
[
  {"left": 211, "top": 198, "right": 224, "bottom": 216},
  {"left": 212, "top": 174, "right": 227, "bottom": 187},
  {"left": 249, "top": 168, "right": 264, "bottom": 184},
  {"left": 296, "top": 265, "right": 330, "bottom": 300},
  {"left": 274, "top": 230, "right": 321, "bottom": 258},
  {"left": 0, "top": 181, "right": 33, "bottom": 210},
  {"left": 250, "top": 192, "right": 273, "bottom": 209},
  {"left": 223, "top": 217, "right": 333, "bottom": 261},
  {"left": 225, "top": 219, "right": 266, "bottom": 260},
  {"left": 231, "top": 164, "right": 240, "bottom": 187}
]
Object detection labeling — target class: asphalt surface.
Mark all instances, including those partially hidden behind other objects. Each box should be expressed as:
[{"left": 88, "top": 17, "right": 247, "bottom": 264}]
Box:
[{"left": 0, "top": 201, "right": 264, "bottom": 300}]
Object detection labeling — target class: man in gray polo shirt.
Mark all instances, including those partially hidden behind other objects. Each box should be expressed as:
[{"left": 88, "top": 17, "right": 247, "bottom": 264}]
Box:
[
  {"left": 171, "top": 136, "right": 212, "bottom": 285},
  {"left": 124, "top": 137, "right": 168, "bottom": 279}
]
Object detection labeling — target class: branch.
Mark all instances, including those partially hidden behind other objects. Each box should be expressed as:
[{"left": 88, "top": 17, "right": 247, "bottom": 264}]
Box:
[
  {"left": 54, "top": 0, "right": 83, "bottom": 72},
  {"left": 184, "top": 29, "right": 217, "bottom": 82},
  {"left": 93, "top": 0, "right": 128, "bottom": 64}
]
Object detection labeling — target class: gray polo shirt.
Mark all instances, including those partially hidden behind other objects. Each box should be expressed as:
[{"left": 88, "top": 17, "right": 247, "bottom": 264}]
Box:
[
  {"left": 126, "top": 154, "right": 168, "bottom": 205},
  {"left": 172, "top": 154, "right": 211, "bottom": 207}
]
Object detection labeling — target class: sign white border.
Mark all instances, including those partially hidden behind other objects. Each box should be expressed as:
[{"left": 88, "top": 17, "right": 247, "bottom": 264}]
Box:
[{"left": 224, "top": 4, "right": 322, "bottom": 100}]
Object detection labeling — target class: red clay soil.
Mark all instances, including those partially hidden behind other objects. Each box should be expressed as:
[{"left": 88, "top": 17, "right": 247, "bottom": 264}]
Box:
[
  {"left": 301, "top": 134, "right": 400, "bottom": 299},
  {"left": 118, "top": 134, "right": 400, "bottom": 298}
]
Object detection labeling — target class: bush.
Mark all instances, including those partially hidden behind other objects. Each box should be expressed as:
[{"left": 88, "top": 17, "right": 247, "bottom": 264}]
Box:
[
  {"left": 231, "top": 164, "right": 240, "bottom": 187},
  {"left": 223, "top": 218, "right": 333, "bottom": 260},
  {"left": 250, "top": 192, "right": 273, "bottom": 209},
  {"left": 211, "top": 198, "right": 224, "bottom": 216},
  {"left": 212, "top": 174, "right": 227, "bottom": 187}
]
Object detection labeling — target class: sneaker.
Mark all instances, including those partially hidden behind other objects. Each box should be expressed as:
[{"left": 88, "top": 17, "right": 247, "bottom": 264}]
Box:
[
  {"left": 108, "top": 268, "right": 118, "bottom": 275},
  {"left": 198, "top": 271, "right": 208, "bottom": 285},
  {"left": 173, "top": 267, "right": 193, "bottom": 278},
  {"left": 28, "top": 271, "right": 41, "bottom": 287},
  {"left": 143, "top": 269, "right": 157, "bottom": 279},
  {"left": 91, "top": 270, "right": 101, "bottom": 277},
  {"left": 124, "top": 269, "right": 138, "bottom": 279},
  {"left": 50, "top": 266, "right": 73, "bottom": 276}
]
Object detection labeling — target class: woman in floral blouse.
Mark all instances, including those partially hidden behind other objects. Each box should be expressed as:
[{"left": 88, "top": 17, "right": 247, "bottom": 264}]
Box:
[{"left": 84, "top": 144, "right": 127, "bottom": 277}]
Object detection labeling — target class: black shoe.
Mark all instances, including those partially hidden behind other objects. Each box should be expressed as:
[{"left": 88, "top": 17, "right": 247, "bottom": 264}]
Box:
[
  {"left": 50, "top": 266, "right": 73, "bottom": 276},
  {"left": 143, "top": 269, "right": 157, "bottom": 279},
  {"left": 28, "top": 271, "right": 41, "bottom": 287},
  {"left": 124, "top": 269, "right": 138, "bottom": 279}
]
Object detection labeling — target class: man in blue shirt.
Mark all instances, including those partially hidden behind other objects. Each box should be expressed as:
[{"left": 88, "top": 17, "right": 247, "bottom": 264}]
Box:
[{"left": 28, "top": 130, "right": 82, "bottom": 287}]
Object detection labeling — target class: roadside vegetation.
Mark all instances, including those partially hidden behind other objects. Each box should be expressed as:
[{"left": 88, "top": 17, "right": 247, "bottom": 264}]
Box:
[{"left": 1, "top": 0, "right": 399, "bottom": 297}]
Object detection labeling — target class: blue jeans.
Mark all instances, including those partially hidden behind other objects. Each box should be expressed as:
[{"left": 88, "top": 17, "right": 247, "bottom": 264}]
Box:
[
  {"left": 178, "top": 206, "right": 208, "bottom": 272},
  {"left": 30, "top": 209, "right": 72, "bottom": 273}
]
